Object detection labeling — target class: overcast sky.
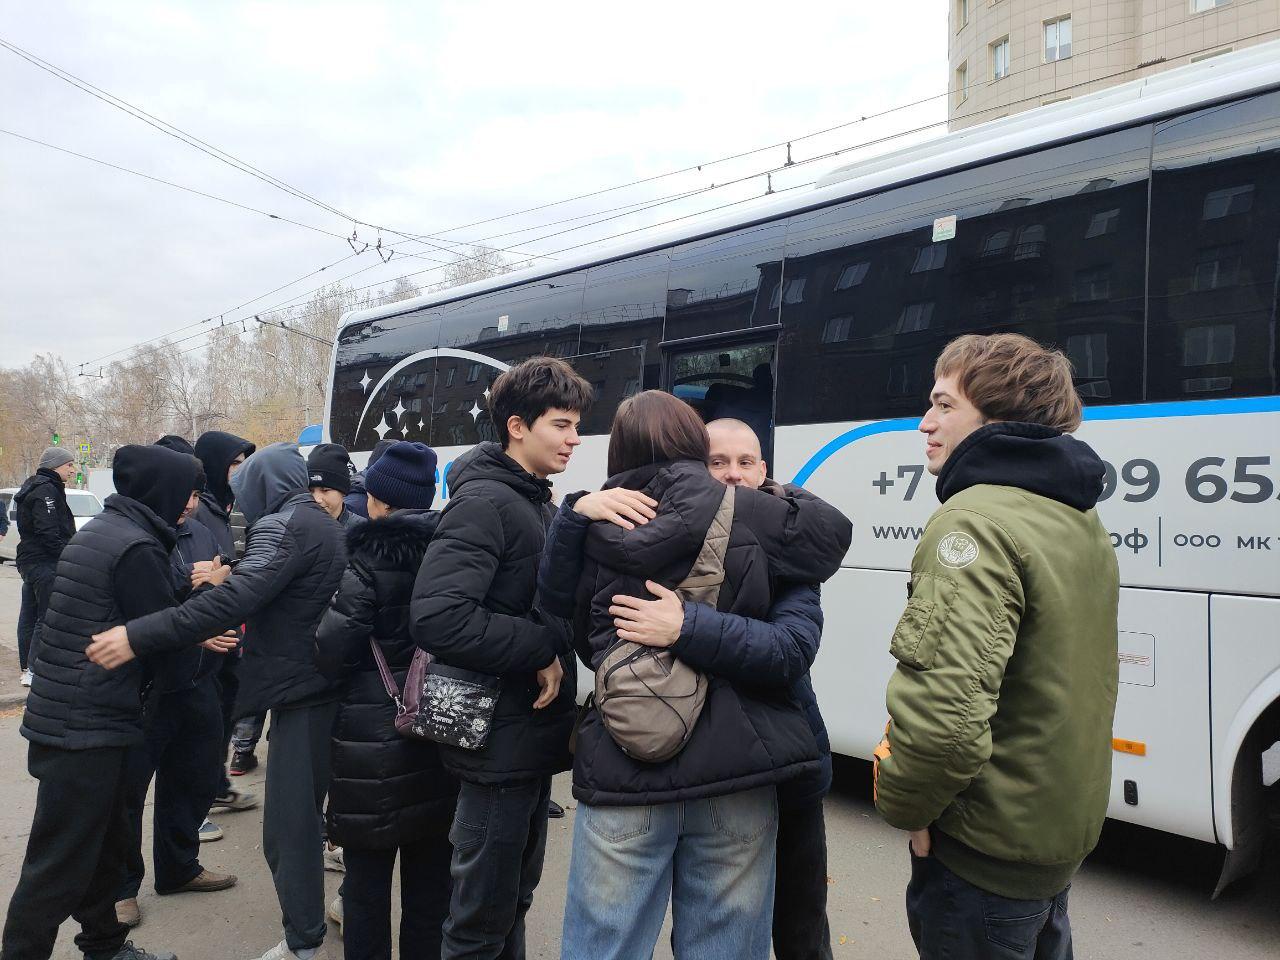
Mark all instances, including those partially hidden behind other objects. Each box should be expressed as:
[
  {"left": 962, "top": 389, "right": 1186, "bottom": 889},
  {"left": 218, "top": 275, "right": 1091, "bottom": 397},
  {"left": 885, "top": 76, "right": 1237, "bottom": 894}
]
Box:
[{"left": 1, "top": 1, "right": 946, "bottom": 370}]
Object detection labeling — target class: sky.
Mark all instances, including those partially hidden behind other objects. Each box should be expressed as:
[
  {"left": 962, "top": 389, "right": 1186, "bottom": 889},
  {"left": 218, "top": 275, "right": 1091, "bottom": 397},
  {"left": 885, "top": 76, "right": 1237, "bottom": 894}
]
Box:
[{"left": 1, "top": 1, "right": 947, "bottom": 370}]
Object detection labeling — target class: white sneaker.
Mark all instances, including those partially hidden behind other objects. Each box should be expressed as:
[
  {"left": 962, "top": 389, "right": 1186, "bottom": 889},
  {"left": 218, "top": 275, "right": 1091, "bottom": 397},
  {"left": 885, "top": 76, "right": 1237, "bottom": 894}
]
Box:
[
  {"left": 322, "top": 844, "right": 344, "bottom": 873},
  {"left": 198, "top": 818, "right": 224, "bottom": 842},
  {"left": 252, "top": 940, "right": 325, "bottom": 960},
  {"left": 326, "top": 894, "right": 343, "bottom": 936},
  {"left": 20, "top": 670, "right": 32, "bottom": 687}
]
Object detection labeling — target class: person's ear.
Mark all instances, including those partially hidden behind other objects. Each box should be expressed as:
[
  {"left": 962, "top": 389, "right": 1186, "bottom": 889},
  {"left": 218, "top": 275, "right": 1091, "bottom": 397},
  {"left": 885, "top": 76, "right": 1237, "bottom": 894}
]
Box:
[{"left": 506, "top": 415, "right": 526, "bottom": 442}]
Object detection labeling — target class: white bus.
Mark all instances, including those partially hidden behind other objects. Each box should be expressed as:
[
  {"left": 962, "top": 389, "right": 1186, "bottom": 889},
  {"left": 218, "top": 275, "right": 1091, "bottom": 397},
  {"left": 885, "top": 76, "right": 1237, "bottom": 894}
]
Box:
[{"left": 325, "top": 43, "right": 1280, "bottom": 890}]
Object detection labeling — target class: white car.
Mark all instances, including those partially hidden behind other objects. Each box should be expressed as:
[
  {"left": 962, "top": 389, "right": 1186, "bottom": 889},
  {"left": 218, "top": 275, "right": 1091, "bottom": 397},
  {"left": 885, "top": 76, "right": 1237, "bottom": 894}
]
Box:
[{"left": 0, "top": 487, "right": 105, "bottom": 562}]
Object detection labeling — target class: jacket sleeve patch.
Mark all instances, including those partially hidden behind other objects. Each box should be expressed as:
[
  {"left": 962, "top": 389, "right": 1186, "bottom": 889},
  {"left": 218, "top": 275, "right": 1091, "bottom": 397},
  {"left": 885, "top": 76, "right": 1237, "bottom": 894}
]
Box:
[
  {"left": 889, "top": 573, "right": 957, "bottom": 670},
  {"left": 937, "top": 531, "right": 980, "bottom": 569}
]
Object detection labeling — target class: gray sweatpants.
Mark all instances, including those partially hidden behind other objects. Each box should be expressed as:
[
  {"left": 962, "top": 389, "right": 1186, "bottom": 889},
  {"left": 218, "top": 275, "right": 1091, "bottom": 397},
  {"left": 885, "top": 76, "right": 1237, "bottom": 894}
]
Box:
[{"left": 263, "top": 701, "right": 339, "bottom": 952}]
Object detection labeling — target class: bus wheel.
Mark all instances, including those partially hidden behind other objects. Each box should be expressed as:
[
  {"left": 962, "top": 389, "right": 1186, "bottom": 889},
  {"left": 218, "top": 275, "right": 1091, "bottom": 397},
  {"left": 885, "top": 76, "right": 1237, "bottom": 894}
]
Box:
[{"left": 1214, "top": 699, "right": 1280, "bottom": 898}]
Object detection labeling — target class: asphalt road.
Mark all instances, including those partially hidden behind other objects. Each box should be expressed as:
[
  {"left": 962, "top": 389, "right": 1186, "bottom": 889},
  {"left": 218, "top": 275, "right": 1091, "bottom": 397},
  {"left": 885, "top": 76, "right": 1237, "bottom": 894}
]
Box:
[{"left": 0, "top": 562, "right": 1276, "bottom": 959}]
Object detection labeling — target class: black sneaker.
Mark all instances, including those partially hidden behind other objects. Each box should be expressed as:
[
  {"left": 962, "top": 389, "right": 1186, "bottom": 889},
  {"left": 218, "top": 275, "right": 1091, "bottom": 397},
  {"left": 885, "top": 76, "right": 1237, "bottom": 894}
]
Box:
[
  {"left": 229, "top": 751, "right": 258, "bottom": 776},
  {"left": 547, "top": 800, "right": 565, "bottom": 819},
  {"left": 94, "top": 941, "right": 177, "bottom": 960}
]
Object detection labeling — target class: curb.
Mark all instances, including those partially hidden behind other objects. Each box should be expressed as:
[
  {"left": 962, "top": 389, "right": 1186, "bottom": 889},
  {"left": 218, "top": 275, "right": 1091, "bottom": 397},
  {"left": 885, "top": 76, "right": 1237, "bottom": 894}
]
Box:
[{"left": 0, "top": 692, "right": 27, "bottom": 709}]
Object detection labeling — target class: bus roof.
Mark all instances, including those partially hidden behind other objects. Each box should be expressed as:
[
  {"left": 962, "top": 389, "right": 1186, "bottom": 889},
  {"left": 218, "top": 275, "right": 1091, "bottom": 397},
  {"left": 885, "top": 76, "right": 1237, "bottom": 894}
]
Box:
[{"left": 337, "top": 39, "right": 1280, "bottom": 335}]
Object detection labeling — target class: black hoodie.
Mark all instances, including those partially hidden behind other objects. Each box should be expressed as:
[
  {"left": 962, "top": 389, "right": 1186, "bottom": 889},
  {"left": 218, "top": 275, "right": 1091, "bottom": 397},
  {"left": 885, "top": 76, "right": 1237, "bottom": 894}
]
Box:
[
  {"left": 22, "top": 445, "right": 199, "bottom": 749},
  {"left": 194, "top": 430, "right": 255, "bottom": 557}
]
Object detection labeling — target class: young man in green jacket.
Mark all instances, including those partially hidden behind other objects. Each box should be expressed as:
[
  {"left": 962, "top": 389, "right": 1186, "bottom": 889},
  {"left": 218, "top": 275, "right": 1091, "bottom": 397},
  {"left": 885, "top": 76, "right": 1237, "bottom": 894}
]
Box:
[{"left": 875, "top": 333, "right": 1119, "bottom": 960}]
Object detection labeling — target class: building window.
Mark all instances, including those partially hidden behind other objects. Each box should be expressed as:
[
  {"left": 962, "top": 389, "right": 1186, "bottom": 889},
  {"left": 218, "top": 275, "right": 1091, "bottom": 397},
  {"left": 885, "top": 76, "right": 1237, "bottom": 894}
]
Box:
[
  {"left": 835, "top": 261, "right": 870, "bottom": 290},
  {"left": 1191, "top": 0, "right": 1230, "bottom": 11},
  {"left": 445, "top": 366, "right": 456, "bottom": 387},
  {"left": 1183, "top": 324, "right": 1235, "bottom": 365},
  {"left": 956, "top": 0, "right": 969, "bottom": 30},
  {"left": 981, "top": 230, "right": 1011, "bottom": 258},
  {"left": 955, "top": 62, "right": 968, "bottom": 106},
  {"left": 466, "top": 362, "right": 481, "bottom": 383},
  {"left": 991, "top": 37, "right": 1010, "bottom": 81},
  {"left": 769, "top": 277, "right": 805, "bottom": 309},
  {"left": 1192, "top": 246, "right": 1241, "bottom": 291},
  {"left": 896, "top": 302, "right": 935, "bottom": 333},
  {"left": 1085, "top": 208, "right": 1120, "bottom": 238},
  {"left": 822, "top": 315, "right": 854, "bottom": 343},
  {"left": 1067, "top": 333, "right": 1111, "bottom": 399},
  {"left": 1073, "top": 267, "right": 1111, "bottom": 302},
  {"left": 1202, "top": 184, "right": 1254, "bottom": 220},
  {"left": 1044, "top": 17, "right": 1072, "bottom": 62},
  {"left": 911, "top": 242, "right": 948, "bottom": 273}
]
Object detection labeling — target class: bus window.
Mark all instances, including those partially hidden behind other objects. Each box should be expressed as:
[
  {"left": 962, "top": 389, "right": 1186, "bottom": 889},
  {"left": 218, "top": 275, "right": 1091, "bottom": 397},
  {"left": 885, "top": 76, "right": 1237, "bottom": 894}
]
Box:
[
  {"left": 564, "top": 345, "right": 645, "bottom": 436},
  {"left": 665, "top": 340, "right": 776, "bottom": 466},
  {"left": 1147, "top": 92, "right": 1280, "bottom": 402},
  {"left": 665, "top": 222, "right": 786, "bottom": 343},
  {"left": 776, "top": 125, "right": 1151, "bottom": 425}
]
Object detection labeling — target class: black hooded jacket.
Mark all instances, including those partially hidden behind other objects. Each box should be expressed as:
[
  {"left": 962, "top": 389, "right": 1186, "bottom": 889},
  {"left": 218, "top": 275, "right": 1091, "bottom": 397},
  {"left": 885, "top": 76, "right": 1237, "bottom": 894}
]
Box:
[
  {"left": 409, "top": 442, "right": 575, "bottom": 784},
  {"left": 121, "top": 443, "right": 348, "bottom": 718},
  {"left": 935, "top": 421, "right": 1105, "bottom": 509},
  {"left": 317, "top": 511, "right": 459, "bottom": 849},
  {"left": 22, "top": 445, "right": 198, "bottom": 749},
  {"left": 14, "top": 468, "right": 78, "bottom": 575},
  {"left": 194, "top": 430, "right": 255, "bottom": 558},
  {"left": 568, "top": 459, "right": 851, "bottom": 807}
]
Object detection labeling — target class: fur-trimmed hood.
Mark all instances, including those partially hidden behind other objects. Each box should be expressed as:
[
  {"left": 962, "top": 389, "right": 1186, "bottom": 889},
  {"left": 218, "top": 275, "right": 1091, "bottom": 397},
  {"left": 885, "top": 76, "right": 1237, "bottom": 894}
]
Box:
[{"left": 345, "top": 509, "right": 440, "bottom": 569}]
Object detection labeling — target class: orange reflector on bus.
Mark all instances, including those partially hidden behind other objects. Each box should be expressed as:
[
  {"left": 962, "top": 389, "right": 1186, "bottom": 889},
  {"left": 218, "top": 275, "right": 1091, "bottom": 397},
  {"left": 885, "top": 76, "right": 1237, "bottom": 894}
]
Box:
[{"left": 1112, "top": 738, "right": 1147, "bottom": 756}]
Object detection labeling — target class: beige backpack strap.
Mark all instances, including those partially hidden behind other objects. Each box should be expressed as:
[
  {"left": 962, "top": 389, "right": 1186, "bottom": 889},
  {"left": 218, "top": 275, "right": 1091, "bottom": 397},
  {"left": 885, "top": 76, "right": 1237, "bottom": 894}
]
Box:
[{"left": 676, "top": 485, "right": 735, "bottom": 608}]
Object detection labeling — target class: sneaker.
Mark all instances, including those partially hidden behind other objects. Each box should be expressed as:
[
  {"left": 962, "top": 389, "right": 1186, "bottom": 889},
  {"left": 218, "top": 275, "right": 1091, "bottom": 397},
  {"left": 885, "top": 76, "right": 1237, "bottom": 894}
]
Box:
[
  {"left": 210, "top": 788, "right": 258, "bottom": 813},
  {"left": 158, "top": 868, "right": 237, "bottom": 894},
  {"left": 547, "top": 800, "right": 565, "bottom": 819},
  {"left": 251, "top": 939, "right": 325, "bottom": 960},
  {"left": 198, "top": 819, "right": 223, "bottom": 842},
  {"left": 115, "top": 897, "right": 141, "bottom": 928},
  {"left": 326, "top": 894, "right": 343, "bottom": 936},
  {"left": 323, "top": 843, "right": 344, "bottom": 873},
  {"left": 104, "top": 942, "right": 177, "bottom": 960},
  {"left": 229, "top": 751, "right": 258, "bottom": 776},
  {"left": 20, "top": 670, "right": 32, "bottom": 687}
]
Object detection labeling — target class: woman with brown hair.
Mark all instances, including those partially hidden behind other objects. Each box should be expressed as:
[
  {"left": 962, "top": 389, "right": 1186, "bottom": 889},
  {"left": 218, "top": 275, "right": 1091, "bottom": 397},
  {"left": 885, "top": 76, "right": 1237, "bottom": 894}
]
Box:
[{"left": 551, "top": 390, "right": 850, "bottom": 960}]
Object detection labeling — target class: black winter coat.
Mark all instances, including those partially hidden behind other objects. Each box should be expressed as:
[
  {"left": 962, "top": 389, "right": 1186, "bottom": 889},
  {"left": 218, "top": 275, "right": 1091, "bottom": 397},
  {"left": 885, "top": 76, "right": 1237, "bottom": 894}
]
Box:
[
  {"left": 14, "top": 469, "right": 77, "bottom": 575},
  {"left": 23, "top": 495, "right": 179, "bottom": 749},
  {"left": 409, "top": 443, "right": 575, "bottom": 784},
  {"left": 124, "top": 491, "right": 348, "bottom": 717},
  {"left": 567, "top": 459, "right": 851, "bottom": 806},
  {"left": 151, "top": 515, "right": 224, "bottom": 694},
  {"left": 316, "top": 511, "right": 458, "bottom": 849}
]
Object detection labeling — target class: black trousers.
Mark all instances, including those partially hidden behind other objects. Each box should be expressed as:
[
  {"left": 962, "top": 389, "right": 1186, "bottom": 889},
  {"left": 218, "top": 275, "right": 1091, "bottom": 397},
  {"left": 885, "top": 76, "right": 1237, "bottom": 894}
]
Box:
[
  {"left": 906, "top": 847, "right": 1073, "bottom": 960},
  {"left": 17, "top": 565, "right": 54, "bottom": 674},
  {"left": 442, "top": 777, "right": 552, "bottom": 960},
  {"left": 344, "top": 835, "right": 454, "bottom": 960},
  {"left": 214, "top": 653, "right": 240, "bottom": 796},
  {"left": 119, "top": 677, "right": 224, "bottom": 897},
  {"left": 772, "top": 800, "right": 833, "bottom": 960},
  {"left": 1, "top": 742, "right": 132, "bottom": 960}
]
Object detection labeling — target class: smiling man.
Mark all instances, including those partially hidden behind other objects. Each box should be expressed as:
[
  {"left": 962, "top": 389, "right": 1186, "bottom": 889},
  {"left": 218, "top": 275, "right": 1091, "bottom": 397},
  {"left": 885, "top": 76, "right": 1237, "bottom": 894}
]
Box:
[
  {"left": 874, "top": 333, "right": 1120, "bottom": 960},
  {"left": 409, "top": 356, "right": 593, "bottom": 960}
]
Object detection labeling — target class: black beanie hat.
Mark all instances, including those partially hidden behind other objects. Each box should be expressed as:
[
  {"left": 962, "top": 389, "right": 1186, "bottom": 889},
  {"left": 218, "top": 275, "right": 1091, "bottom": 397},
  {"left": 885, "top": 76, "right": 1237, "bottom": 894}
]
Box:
[
  {"left": 307, "top": 443, "right": 354, "bottom": 495},
  {"left": 368, "top": 439, "right": 397, "bottom": 468},
  {"left": 113, "top": 445, "right": 199, "bottom": 527},
  {"left": 364, "top": 442, "right": 438, "bottom": 510}
]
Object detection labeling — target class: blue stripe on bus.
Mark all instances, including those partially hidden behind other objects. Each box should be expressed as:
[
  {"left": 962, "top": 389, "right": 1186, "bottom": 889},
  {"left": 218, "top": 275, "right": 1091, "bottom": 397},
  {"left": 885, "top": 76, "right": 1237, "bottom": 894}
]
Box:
[{"left": 789, "top": 395, "right": 1280, "bottom": 487}]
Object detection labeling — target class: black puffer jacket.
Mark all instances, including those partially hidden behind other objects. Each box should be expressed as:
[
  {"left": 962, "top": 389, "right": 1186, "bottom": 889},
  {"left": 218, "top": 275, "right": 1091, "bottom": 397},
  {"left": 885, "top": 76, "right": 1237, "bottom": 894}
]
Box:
[
  {"left": 23, "top": 446, "right": 198, "bottom": 749},
  {"left": 570, "top": 459, "right": 851, "bottom": 806},
  {"left": 409, "top": 443, "right": 575, "bottom": 785},
  {"left": 317, "top": 511, "right": 458, "bottom": 849},
  {"left": 151, "top": 515, "right": 224, "bottom": 694},
  {"left": 14, "top": 468, "right": 77, "bottom": 575},
  {"left": 123, "top": 443, "right": 348, "bottom": 717}
]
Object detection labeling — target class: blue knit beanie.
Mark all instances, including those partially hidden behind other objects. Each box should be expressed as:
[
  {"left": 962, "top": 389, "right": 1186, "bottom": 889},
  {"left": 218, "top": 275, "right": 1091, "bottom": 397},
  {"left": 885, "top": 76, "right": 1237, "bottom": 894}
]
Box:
[{"left": 364, "top": 441, "right": 438, "bottom": 510}]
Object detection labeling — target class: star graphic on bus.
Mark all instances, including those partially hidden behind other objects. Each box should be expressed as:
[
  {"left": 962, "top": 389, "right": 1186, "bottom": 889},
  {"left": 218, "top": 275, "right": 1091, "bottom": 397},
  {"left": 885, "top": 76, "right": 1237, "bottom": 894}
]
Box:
[
  {"left": 469, "top": 402, "right": 482, "bottom": 423},
  {"left": 359, "top": 370, "right": 371, "bottom": 393},
  {"left": 374, "top": 416, "right": 391, "bottom": 440},
  {"left": 393, "top": 397, "right": 406, "bottom": 420}
]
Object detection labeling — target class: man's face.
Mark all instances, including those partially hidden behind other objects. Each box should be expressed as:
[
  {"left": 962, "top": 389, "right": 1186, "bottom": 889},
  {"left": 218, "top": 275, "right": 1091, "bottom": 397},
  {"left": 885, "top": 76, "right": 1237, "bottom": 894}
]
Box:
[
  {"left": 707, "top": 424, "right": 767, "bottom": 490},
  {"left": 54, "top": 461, "right": 76, "bottom": 482},
  {"left": 178, "top": 490, "right": 200, "bottom": 525},
  {"left": 311, "top": 487, "right": 345, "bottom": 520},
  {"left": 507, "top": 407, "right": 581, "bottom": 479},
  {"left": 920, "top": 374, "right": 988, "bottom": 475},
  {"left": 227, "top": 452, "right": 247, "bottom": 483}
]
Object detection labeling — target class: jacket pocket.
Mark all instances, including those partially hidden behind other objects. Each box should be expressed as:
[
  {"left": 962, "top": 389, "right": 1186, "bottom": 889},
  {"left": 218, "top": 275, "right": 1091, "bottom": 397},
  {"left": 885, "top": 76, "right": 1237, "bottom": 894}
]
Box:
[{"left": 889, "top": 573, "right": 956, "bottom": 670}]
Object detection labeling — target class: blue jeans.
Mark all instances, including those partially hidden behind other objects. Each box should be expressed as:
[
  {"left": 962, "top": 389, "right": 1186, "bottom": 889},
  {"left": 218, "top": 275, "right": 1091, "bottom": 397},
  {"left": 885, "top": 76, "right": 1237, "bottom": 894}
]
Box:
[{"left": 561, "top": 785, "right": 778, "bottom": 960}]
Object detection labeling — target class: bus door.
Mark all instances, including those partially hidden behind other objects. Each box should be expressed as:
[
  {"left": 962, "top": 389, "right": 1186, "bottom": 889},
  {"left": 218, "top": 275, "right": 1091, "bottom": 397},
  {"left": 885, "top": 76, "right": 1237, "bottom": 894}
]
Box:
[{"left": 661, "top": 326, "right": 779, "bottom": 469}]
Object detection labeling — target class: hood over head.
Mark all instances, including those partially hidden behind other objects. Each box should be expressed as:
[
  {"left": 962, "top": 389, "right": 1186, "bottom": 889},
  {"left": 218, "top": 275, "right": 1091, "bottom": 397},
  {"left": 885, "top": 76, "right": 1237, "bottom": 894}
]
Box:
[
  {"left": 194, "top": 430, "right": 256, "bottom": 510},
  {"left": 230, "top": 442, "right": 310, "bottom": 526},
  {"left": 447, "top": 441, "right": 552, "bottom": 504},
  {"left": 935, "top": 422, "right": 1105, "bottom": 511},
  {"left": 154, "top": 435, "right": 196, "bottom": 456},
  {"left": 112, "top": 444, "right": 200, "bottom": 527}
]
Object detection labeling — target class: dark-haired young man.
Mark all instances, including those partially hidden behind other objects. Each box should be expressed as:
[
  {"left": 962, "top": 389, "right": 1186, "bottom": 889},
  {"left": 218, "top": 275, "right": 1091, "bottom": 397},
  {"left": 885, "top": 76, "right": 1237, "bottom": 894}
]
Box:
[
  {"left": 874, "top": 333, "right": 1119, "bottom": 960},
  {"left": 410, "top": 356, "right": 593, "bottom": 960}
]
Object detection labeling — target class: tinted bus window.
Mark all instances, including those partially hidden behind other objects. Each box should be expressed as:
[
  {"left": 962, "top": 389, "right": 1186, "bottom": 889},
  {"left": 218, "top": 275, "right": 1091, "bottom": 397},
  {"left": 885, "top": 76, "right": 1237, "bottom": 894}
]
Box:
[
  {"left": 1147, "top": 92, "right": 1280, "bottom": 401},
  {"left": 665, "top": 221, "right": 786, "bottom": 342},
  {"left": 777, "top": 126, "right": 1151, "bottom": 424},
  {"left": 329, "top": 308, "right": 441, "bottom": 452}
]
